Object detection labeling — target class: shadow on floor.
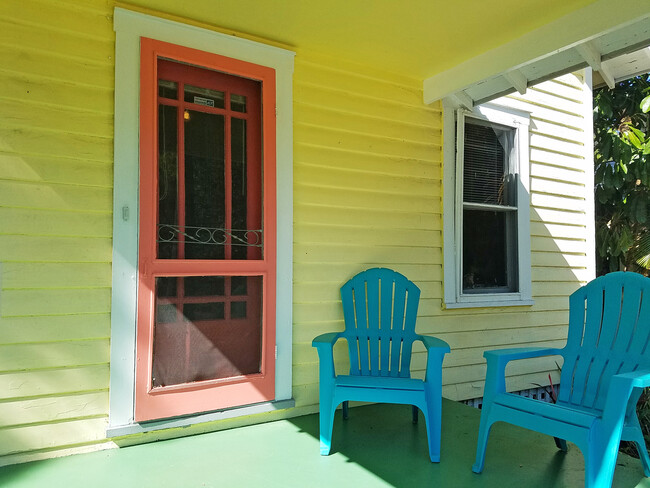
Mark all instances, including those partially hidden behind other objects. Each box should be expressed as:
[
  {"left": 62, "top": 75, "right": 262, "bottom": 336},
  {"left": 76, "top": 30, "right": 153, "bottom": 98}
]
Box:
[
  {"left": 288, "top": 399, "right": 649, "bottom": 488},
  {"left": 0, "top": 399, "right": 647, "bottom": 488}
]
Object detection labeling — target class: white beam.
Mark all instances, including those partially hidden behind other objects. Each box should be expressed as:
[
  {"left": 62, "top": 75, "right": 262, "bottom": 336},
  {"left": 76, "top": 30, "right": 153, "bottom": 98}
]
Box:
[
  {"left": 576, "top": 41, "right": 603, "bottom": 71},
  {"left": 451, "top": 90, "right": 474, "bottom": 110},
  {"left": 577, "top": 41, "right": 618, "bottom": 89},
  {"left": 504, "top": 69, "right": 528, "bottom": 95},
  {"left": 599, "top": 63, "right": 616, "bottom": 89}
]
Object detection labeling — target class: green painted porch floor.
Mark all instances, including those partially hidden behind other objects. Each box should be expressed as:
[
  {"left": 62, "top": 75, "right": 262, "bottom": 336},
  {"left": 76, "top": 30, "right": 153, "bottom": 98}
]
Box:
[{"left": 1, "top": 399, "right": 649, "bottom": 488}]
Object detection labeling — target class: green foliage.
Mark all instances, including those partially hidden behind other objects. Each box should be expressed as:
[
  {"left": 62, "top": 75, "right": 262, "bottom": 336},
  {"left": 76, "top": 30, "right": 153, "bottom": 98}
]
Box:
[
  {"left": 594, "top": 75, "right": 650, "bottom": 275},
  {"left": 595, "top": 81, "right": 650, "bottom": 456}
]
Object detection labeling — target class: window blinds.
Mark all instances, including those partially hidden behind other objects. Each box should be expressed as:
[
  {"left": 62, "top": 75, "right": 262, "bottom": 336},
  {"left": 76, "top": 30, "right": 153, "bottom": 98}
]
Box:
[{"left": 463, "top": 121, "right": 516, "bottom": 207}]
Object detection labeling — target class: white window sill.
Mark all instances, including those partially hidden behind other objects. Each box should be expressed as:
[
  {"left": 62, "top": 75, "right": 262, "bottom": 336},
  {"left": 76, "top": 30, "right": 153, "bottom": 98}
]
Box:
[{"left": 443, "top": 299, "right": 534, "bottom": 310}]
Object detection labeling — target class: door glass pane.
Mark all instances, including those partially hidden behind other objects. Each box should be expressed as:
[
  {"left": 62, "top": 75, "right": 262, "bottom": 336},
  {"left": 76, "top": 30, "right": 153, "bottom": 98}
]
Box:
[
  {"left": 462, "top": 209, "right": 518, "bottom": 293},
  {"left": 184, "top": 110, "right": 226, "bottom": 260},
  {"left": 184, "top": 84, "right": 225, "bottom": 108},
  {"left": 158, "top": 105, "right": 179, "bottom": 260},
  {"left": 231, "top": 94, "right": 247, "bottom": 113},
  {"left": 158, "top": 80, "right": 178, "bottom": 99},
  {"left": 231, "top": 117, "right": 263, "bottom": 260},
  {"left": 152, "top": 275, "right": 263, "bottom": 388}
]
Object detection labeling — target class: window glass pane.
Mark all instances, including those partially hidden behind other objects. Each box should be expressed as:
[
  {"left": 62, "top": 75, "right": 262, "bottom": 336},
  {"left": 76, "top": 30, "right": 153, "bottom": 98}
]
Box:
[
  {"left": 157, "top": 105, "right": 179, "bottom": 260},
  {"left": 152, "top": 276, "right": 263, "bottom": 388},
  {"left": 184, "top": 84, "right": 225, "bottom": 109},
  {"left": 462, "top": 209, "right": 518, "bottom": 293},
  {"left": 158, "top": 79, "right": 178, "bottom": 99},
  {"left": 463, "top": 120, "right": 516, "bottom": 206},
  {"left": 231, "top": 94, "right": 247, "bottom": 113}
]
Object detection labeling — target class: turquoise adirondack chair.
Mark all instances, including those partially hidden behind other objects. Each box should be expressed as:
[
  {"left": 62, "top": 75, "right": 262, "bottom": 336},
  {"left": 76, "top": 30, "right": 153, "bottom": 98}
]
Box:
[
  {"left": 473, "top": 271, "right": 650, "bottom": 487},
  {"left": 312, "top": 268, "right": 450, "bottom": 462}
]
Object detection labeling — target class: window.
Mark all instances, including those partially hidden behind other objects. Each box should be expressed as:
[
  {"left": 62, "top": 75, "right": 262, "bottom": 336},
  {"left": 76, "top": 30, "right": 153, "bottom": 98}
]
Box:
[{"left": 443, "top": 103, "right": 532, "bottom": 308}]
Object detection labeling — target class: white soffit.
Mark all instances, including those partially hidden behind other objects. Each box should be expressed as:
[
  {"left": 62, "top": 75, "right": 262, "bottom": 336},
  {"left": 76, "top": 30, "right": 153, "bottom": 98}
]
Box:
[
  {"left": 593, "top": 46, "right": 650, "bottom": 88},
  {"left": 426, "top": 12, "right": 650, "bottom": 107}
]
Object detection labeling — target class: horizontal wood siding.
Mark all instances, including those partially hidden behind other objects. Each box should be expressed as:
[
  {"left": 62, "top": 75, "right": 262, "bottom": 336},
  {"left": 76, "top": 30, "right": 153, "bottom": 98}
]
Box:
[
  {"left": 292, "top": 53, "right": 444, "bottom": 407},
  {"left": 0, "top": 0, "right": 113, "bottom": 464},
  {"left": 0, "top": 0, "right": 593, "bottom": 464},
  {"left": 440, "top": 73, "right": 592, "bottom": 401},
  {"left": 293, "top": 71, "right": 592, "bottom": 406}
]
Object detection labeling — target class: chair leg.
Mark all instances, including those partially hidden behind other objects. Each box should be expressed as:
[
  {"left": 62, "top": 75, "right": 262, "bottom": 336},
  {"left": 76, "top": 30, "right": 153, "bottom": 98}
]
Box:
[
  {"left": 423, "top": 389, "right": 443, "bottom": 463},
  {"left": 583, "top": 447, "right": 617, "bottom": 488},
  {"left": 554, "top": 437, "right": 568, "bottom": 452},
  {"left": 342, "top": 401, "right": 349, "bottom": 420},
  {"left": 630, "top": 428, "right": 650, "bottom": 477},
  {"left": 319, "top": 389, "right": 338, "bottom": 456},
  {"left": 472, "top": 409, "right": 493, "bottom": 473},
  {"left": 412, "top": 405, "right": 418, "bottom": 424}
]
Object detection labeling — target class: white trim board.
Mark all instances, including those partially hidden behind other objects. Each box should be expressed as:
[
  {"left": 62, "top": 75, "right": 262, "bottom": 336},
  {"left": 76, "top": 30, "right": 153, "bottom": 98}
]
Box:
[{"left": 110, "top": 7, "right": 295, "bottom": 431}]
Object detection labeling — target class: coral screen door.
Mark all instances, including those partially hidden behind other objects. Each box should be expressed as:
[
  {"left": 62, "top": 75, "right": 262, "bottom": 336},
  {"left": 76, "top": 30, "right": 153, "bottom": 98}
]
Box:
[{"left": 135, "top": 38, "right": 277, "bottom": 421}]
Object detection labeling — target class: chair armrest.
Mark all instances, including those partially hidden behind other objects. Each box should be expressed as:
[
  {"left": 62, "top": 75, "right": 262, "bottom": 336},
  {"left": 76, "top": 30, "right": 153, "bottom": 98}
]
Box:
[
  {"left": 611, "top": 369, "right": 650, "bottom": 389},
  {"left": 483, "top": 347, "right": 564, "bottom": 399},
  {"left": 312, "top": 332, "right": 341, "bottom": 347},
  {"left": 416, "top": 335, "right": 451, "bottom": 354},
  {"left": 416, "top": 335, "right": 450, "bottom": 385},
  {"left": 312, "top": 332, "right": 342, "bottom": 380},
  {"left": 599, "top": 369, "right": 650, "bottom": 447},
  {"left": 484, "top": 347, "right": 563, "bottom": 364}
]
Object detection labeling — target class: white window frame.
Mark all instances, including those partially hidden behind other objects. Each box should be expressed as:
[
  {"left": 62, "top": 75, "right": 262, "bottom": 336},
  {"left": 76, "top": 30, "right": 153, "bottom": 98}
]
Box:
[
  {"left": 108, "top": 8, "right": 295, "bottom": 435},
  {"left": 442, "top": 101, "right": 533, "bottom": 309}
]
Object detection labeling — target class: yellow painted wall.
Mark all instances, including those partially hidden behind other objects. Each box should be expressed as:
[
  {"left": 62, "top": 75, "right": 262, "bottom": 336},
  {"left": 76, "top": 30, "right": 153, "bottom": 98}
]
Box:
[
  {"left": 0, "top": 0, "right": 592, "bottom": 465},
  {"left": 0, "top": 0, "right": 114, "bottom": 465},
  {"left": 291, "top": 54, "right": 443, "bottom": 405},
  {"left": 436, "top": 73, "right": 593, "bottom": 401}
]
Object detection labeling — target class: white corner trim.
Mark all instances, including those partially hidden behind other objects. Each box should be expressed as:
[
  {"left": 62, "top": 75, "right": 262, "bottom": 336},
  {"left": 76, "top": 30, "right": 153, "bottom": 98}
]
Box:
[
  {"left": 583, "top": 68, "right": 597, "bottom": 282},
  {"left": 109, "top": 7, "right": 294, "bottom": 430},
  {"left": 442, "top": 99, "right": 457, "bottom": 306}
]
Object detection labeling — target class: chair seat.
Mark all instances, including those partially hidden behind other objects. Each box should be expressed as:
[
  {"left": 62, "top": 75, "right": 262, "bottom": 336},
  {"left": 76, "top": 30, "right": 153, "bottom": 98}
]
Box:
[
  {"left": 335, "top": 375, "right": 425, "bottom": 391},
  {"left": 494, "top": 393, "right": 598, "bottom": 429}
]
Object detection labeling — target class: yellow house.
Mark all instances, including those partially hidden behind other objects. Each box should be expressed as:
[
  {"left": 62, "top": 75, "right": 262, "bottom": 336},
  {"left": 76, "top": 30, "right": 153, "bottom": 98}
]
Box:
[{"left": 1, "top": 0, "right": 650, "bottom": 470}]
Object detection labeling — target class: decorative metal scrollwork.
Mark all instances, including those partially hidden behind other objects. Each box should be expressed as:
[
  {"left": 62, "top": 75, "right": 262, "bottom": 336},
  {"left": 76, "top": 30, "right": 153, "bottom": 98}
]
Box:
[{"left": 157, "top": 224, "right": 263, "bottom": 247}]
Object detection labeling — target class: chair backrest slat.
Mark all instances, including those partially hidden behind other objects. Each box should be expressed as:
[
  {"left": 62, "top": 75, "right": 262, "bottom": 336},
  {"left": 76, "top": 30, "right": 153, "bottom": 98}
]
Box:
[
  {"left": 563, "top": 284, "right": 604, "bottom": 406},
  {"left": 366, "top": 276, "right": 381, "bottom": 375},
  {"left": 559, "top": 272, "right": 650, "bottom": 412},
  {"left": 341, "top": 284, "right": 360, "bottom": 375},
  {"left": 341, "top": 268, "right": 420, "bottom": 378},
  {"left": 581, "top": 277, "right": 626, "bottom": 407},
  {"left": 354, "top": 279, "right": 371, "bottom": 375},
  {"left": 380, "top": 276, "right": 394, "bottom": 376}
]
